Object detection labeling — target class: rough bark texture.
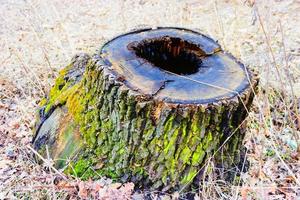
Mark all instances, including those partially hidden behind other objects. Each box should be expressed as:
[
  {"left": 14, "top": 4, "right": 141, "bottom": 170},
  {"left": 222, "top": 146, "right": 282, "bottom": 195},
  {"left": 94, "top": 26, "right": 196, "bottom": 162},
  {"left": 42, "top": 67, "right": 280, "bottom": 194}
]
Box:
[{"left": 33, "top": 28, "right": 258, "bottom": 191}]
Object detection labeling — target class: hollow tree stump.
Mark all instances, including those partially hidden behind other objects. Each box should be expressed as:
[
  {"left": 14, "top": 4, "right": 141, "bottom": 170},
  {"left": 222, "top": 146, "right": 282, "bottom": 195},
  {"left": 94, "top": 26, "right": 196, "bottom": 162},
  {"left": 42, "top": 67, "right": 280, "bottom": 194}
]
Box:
[{"left": 33, "top": 27, "right": 258, "bottom": 191}]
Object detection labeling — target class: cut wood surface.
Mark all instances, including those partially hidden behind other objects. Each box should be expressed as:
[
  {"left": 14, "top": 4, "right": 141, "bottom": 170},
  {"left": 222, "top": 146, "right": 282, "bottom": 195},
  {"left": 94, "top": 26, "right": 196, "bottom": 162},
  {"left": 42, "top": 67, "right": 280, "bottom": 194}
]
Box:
[{"left": 33, "top": 27, "right": 258, "bottom": 191}]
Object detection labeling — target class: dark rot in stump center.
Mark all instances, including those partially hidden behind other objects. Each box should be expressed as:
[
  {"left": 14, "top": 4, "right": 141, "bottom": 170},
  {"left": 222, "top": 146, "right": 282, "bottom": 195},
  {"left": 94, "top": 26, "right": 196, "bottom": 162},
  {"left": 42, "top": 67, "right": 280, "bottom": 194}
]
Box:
[
  {"left": 129, "top": 37, "right": 203, "bottom": 75},
  {"left": 33, "top": 27, "right": 258, "bottom": 192}
]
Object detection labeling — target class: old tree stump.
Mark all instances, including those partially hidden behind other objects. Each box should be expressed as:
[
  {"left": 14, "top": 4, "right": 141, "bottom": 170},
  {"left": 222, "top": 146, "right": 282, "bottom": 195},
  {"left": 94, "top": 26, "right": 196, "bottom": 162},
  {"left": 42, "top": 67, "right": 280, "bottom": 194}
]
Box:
[{"left": 33, "top": 27, "right": 258, "bottom": 191}]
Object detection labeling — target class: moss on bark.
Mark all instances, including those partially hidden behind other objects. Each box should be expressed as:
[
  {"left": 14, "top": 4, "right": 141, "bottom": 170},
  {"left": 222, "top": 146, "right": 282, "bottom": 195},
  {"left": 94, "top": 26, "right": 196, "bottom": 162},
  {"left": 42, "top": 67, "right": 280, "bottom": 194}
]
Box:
[
  {"left": 33, "top": 54, "right": 257, "bottom": 191},
  {"left": 33, "top": 28, "right": 259, "bottom": 191}
]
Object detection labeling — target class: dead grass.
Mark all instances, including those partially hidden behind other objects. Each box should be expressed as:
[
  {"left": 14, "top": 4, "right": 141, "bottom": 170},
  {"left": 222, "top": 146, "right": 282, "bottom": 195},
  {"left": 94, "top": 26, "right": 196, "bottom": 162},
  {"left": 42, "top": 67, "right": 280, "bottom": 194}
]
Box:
[{"left": 1, "top": 0, "right": 300, "bottom": 199}]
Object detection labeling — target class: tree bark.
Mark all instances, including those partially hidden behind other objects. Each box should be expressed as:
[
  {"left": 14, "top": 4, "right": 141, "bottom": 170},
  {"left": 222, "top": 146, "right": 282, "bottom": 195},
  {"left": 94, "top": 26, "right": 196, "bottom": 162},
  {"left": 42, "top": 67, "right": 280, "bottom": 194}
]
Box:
[{"left": 33, "top": 28, "right": 258, "bottom": 191}]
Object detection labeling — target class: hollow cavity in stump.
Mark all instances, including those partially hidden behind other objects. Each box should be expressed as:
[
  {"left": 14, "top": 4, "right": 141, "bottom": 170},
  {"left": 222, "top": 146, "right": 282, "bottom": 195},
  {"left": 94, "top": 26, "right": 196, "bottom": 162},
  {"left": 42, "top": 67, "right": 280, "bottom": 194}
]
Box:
[
  {"left": 129, "top": 37, "right": 204, "bottom": 75},
  {"left": 33, "top": 27, "right": 258, "bottom": 191}
]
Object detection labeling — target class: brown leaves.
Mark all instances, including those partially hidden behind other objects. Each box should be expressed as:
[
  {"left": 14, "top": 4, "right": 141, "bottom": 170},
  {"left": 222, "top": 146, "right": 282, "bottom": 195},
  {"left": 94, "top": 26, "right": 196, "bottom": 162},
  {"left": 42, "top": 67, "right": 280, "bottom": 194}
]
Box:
[
  {"left": 98, "top": 182, "right": 134, "bottom": 200},
  {"left": 240, "top": 187, "right": 250, "bottom": 200},
  {"left": 56, "top": 179, "right": 134, "bottom": 199},
  {"left": 78, "top": 181, "right": 88, "bottom": 199}
]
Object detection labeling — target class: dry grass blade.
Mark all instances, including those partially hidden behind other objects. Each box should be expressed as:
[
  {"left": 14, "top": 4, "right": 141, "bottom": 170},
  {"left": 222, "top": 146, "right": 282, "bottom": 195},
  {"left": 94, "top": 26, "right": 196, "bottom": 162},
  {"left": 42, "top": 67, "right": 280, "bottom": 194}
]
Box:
[{"left": 26, "top": 145, "right": 68, "bottom": 181}]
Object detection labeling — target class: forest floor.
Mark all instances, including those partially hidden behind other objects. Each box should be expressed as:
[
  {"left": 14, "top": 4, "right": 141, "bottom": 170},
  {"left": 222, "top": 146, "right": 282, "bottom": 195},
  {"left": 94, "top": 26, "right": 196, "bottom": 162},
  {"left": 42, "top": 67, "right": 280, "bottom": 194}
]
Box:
[{"left": 1, "top": 0, "right": 300, "bottom": 199}]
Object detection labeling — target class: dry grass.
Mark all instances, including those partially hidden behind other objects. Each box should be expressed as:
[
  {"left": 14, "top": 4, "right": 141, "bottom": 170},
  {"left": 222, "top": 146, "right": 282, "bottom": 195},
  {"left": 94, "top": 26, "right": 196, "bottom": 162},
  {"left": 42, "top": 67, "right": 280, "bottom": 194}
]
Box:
[{"left": 1, "top": 0, "right": 300, "bottom": 199}]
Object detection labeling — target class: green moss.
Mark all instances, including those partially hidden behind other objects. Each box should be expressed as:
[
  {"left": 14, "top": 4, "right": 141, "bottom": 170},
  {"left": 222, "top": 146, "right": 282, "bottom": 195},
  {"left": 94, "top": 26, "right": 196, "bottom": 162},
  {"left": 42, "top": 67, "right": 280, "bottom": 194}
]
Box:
[
  {"left": 39, "top": 98, "right": 47, "bottom": 107},
  {"left": 44, "top": 69, "right": 70, "bottom": 113},
  {"left": 191, "top": 144, "right": 205, "bottom": 166},
  {"left": 164, "top": 128, "right": 179, "bottom": 157},
  {"left": 203, "top": 131, "right": 213, "bottom": 150},
  {"left": 72, "top": 159, "right": 91, "bottom": 178},
  {"left": 191, "top": 113, "right": 201, "bottom": 133},
  {"left": 180, "top": 146, "right": 192, "bottom": 164},
  {"left": 83, "top": 111, "right": 100, "bottom": 147},
  {"left": 65, "top": 84, "right": 85, "bottom": 123},
  {"left": 103, "top": 169, "right": 119, "bottom": 180},
  {"left": 181, "top": 167, "right": 198, "bottom": 185},
  {"left": 163, "top": 115, "right": 175, "bottom": 134}
]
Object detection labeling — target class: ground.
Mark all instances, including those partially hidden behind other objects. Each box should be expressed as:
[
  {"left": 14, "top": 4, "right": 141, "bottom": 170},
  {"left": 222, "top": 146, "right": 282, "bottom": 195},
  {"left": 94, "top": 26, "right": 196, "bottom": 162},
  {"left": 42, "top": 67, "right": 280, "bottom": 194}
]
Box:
[{"left": 0, "top": 0, "right": 300, "bottom": 199}]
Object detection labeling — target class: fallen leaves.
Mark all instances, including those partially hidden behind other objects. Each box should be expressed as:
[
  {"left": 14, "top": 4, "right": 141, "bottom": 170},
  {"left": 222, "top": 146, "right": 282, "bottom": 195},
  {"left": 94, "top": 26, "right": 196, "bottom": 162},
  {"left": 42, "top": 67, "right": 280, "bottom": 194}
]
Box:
[{"left": 56, "top": 179, "right": 134, "bottom": 199}]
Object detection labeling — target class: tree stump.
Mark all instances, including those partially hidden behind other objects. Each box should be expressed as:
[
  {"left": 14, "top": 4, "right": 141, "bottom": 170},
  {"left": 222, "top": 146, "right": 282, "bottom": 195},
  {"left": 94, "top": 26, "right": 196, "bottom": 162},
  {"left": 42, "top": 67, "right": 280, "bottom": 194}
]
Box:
[{"left": 33, "top": 27, "right": 258, "bottom": 191}]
